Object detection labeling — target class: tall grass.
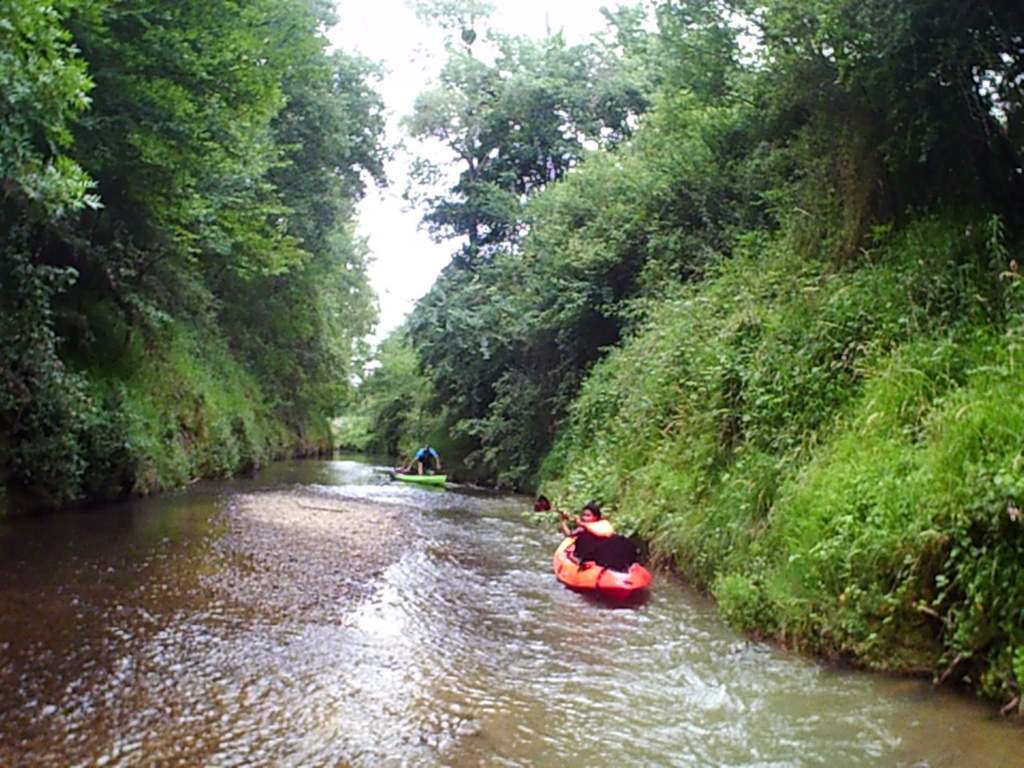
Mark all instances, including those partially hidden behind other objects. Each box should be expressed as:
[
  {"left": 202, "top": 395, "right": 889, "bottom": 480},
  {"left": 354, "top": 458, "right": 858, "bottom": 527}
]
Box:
[
  {"left": 82, "top": 325, "right": 290, "bottom": 500},
  {"left": 541, "top": 214, "right": 1024, "bottom": 702}
]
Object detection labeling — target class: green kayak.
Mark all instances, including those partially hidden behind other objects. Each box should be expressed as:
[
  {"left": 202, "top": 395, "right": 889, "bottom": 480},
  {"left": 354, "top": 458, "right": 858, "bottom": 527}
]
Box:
[{"left": 393, "top": 472, "right": 447, "bottom": 486}]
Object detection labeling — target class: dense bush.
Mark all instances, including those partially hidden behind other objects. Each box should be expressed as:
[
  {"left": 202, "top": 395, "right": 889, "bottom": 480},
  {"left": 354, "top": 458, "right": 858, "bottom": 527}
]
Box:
[
  {"left": 1, "top": 0, "right": 385, "bottom": 511},
  {"left": 542, "top": 215, "right": 1024, "bottom": 703}
]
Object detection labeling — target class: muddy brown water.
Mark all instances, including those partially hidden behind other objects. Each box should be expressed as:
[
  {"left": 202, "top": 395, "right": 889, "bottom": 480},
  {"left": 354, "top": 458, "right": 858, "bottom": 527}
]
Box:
[{"left": 0, "top": 458, "right": 1020, "bottom": 767}]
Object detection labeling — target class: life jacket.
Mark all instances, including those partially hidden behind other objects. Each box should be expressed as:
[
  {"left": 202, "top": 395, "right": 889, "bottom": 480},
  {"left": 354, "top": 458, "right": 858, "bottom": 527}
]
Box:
[{"left": 579, "top": 519, "right": 615, "bottom": 538}]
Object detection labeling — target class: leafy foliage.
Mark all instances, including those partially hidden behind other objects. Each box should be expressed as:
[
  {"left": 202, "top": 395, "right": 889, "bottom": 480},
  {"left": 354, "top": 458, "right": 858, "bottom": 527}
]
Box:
[
  {"left": 404, "top": 4, "right": 651, "bottom": 265},
  {"left": 341, "top": 330, "right": 442, "bottom": 459},
  {"left": 404, "top": 87, "right": 760, "bottom": 487},
  {"left": 0, "top": 240, "right": 89, "bottom": 507},
  {"left": 736, "top": 0, "right": 1024, "bottom": 251},
  {"left": 1, "top": 0, "right": 97, "bottom": 507},
  {"left": 0, "top": 0, "right": 99, "bottom": 219},
  {"left": 1, "top": 0, "right": 387, "bottom": 509},
  {"left": 215, "top": 46, "right": 387, "bottom": 431},
  {"left": 360, "top": 6, "right": 1024, "bottom": 709},
  {"left": 544, "top": 216, "right": 1024, "bottom": 703}
]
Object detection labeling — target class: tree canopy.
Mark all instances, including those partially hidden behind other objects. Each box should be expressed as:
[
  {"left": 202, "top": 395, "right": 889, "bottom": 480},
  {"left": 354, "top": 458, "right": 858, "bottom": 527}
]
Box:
[
  {"left": 1, "top": 0, "right": 388, "bottom": 507},
  {"left": 404, "top": 1, "right": 651, "bottom": 266}
]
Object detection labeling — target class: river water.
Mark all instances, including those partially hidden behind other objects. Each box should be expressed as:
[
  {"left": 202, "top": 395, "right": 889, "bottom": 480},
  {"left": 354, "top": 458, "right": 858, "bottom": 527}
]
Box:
[{"left": 0, "top": 458, "right": 1019, "bottom": 767}]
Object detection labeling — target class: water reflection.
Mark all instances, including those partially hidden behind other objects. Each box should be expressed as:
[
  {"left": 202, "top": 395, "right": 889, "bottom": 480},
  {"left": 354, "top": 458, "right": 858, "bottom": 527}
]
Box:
[{"left": 0, "top": 458, "right": 1019, "bottom": 767}]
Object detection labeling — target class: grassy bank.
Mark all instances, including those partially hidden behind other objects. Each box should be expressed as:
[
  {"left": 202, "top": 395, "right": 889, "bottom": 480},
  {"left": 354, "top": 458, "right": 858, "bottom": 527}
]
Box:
[
  {"left": 541, "top": 214, "right": 1024, "bottom": 707},
  {"left": 3, "top": 323, "right": 332, "bottom": 514}
]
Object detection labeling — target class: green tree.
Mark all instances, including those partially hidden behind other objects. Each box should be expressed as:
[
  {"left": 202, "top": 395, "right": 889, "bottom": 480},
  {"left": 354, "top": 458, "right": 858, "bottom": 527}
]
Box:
[
  {"left": 1, "top": 0, "right": 99, "bottom": 506},
  {"left": 393, "top": 4, "right": 656, "bottom": 484},
  {"left": 405, "top": 1, "right": 650, "bottom": 266},
  {"left": 66, "top": 0, "right": 304, "bottom": 294},
  {"left": 655, "top": 0, "right": 748, "bottom": 104},
  {"left": 214, "top": 45, "right": 388, "bottom": 434},
  {"left": 0, "top": 0, "right": 99, "bottom": 219},
  {"left": 351, "top": 329, "right": 438, "bottom": 457},
  {"left": 406, "top": 88, "right": 756, "bottom": 487},
  {"left": 733, "top": 0, "right": 1024, "bottom": 252},
  {"left": 2, "top": 0, "right": 390, "bottom": 508}
]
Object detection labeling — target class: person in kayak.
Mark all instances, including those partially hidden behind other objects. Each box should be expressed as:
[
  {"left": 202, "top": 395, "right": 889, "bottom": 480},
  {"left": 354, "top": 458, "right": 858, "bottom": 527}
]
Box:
[
  {"left": 550, "top": 500, "right": 640, "bottom": 571},
  {"left": 560, "top": 501, "right": 613, "bottom": 541},
  {"left": 555, "top": 501, "right": 610, "bottom": 566},
  {"left": 411, "top": 445, "right": 441, "bottom": 475}
]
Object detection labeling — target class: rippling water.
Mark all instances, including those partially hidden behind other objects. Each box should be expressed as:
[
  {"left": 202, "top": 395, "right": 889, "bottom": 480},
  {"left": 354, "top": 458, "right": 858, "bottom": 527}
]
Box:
[{"left": 0, "top": 458, "right": 1019, "bottom": 767}]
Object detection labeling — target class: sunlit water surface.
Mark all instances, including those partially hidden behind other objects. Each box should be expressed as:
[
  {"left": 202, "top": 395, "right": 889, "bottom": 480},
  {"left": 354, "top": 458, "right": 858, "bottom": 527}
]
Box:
[{"left": 0, "top": 458, "right": 1019, "bottom": 767}]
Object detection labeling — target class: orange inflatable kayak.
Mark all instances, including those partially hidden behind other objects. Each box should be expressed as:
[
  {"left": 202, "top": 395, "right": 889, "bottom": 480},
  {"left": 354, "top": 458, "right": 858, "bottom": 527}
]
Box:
[{"left": 552, "top": 537, "right": 652, "bottom": 599}]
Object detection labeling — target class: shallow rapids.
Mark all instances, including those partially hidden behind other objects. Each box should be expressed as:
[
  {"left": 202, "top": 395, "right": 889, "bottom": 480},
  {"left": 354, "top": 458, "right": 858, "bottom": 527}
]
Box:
[{"left": 0, "top": 458, "right": 1019, "bottom": 767}]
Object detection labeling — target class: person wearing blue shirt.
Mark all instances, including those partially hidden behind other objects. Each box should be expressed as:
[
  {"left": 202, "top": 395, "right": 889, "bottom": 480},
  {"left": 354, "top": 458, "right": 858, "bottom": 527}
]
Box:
[{"left": 412, "top": 445, "right": 441, "bottom": 475}]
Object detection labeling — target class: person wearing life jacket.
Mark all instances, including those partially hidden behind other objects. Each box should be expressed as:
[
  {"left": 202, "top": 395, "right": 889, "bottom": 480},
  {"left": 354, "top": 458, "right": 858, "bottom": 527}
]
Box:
[
  {"left": 560, "top": 502, "right": 614, "bottom": 565},
  {"left": 561, "top": 501, "right": 614, "bottom": 538},
  {"left": 558, "top": 501, "right": 641, "bottom": 571}
]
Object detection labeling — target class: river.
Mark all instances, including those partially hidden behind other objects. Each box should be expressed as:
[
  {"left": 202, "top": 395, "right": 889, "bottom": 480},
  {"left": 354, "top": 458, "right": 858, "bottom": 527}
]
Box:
[{"left": 0, "top": 457, "right": 1019, "bottom": 767}]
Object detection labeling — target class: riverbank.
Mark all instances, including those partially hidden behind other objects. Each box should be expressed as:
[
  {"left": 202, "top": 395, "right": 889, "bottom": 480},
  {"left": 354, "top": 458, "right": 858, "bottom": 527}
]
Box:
[{"left": 208, "top": 489, "right": 412, "bottom": 621}]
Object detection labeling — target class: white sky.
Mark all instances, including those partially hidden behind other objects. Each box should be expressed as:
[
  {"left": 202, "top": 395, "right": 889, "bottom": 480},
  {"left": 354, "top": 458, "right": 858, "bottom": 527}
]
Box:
[{"left": 328, "top": 0, "right": 621, "bottom": 344}]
